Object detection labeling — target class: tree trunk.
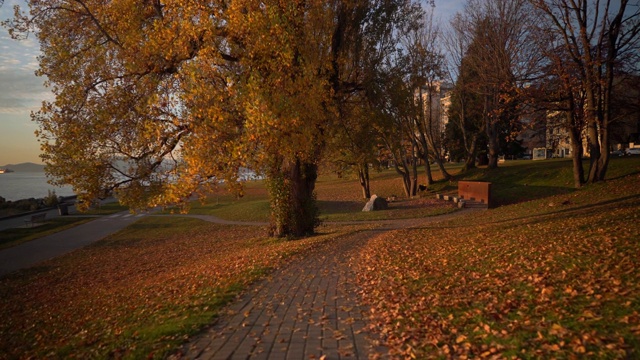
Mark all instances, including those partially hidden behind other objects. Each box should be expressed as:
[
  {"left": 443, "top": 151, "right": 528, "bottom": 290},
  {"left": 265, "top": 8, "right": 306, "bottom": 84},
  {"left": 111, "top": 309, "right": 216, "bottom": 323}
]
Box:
[
  {"left": 567, "top": 113, "right": 585, "bottom": 188},
  {"left": 411, "top": 155, "right": 418, "bottom": 197},
  {"left": 392, "top": 160, "right": 413, "bottom": 198},
  {"left": 399, "top": 169, "right": 412, "bottom": 198},
  {"left": 433, "top": 156, "right": 451, "bottom": 180},
  {"left": 597, "top": 133, "right": 610, "bottom": 182},
  {"left": 422, "top": 151, "right": 433, "bottom": 186},
  {"left": 462, "top": 133, "right": 478, "bottom": 172},
  {"left": 586, "top": 117, "right": 601, "bottom": 183},
  {"left": 423, "top": 153, "right": 434, "bottom": 186},
  {"left": 423, "top": 132, "right": 452, "bottom": 180},
  {"left": 358, "top": 163, "right": 371, "bottom": 199},
  {"left": 486, "top": 120, "right": 499, "bottom": 169},
  {"left": 267, "top": 158, "right": 320, "bottom": 238}
]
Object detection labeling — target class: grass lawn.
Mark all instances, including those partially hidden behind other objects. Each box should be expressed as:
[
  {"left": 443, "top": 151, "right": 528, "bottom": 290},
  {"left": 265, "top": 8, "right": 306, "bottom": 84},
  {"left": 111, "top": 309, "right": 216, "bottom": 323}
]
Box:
[
  {"left": 354, "top": 157, "right": 640, "bottom": 358},
  {"left": 183, "top": 163, "right": 462, "bottom": 222},
  {"left": 0, "top": 157, "right": 638, "bottom": 358}
]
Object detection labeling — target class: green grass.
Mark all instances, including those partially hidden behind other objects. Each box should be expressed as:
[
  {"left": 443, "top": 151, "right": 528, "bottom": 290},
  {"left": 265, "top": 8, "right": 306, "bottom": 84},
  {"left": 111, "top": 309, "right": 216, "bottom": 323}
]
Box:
[
  {"left": 2, "top": 157, "right": 639, "bottom": 358},
  {"left": 457, "top": 157, "right": 640, "bottom": 205},
  {"left": 186, "top": 197, "right": 271, "bottom": 222},
  {"left": 175, "top": 157, "right": 640, "bottom": 223},
  {"left": 318, "top": 198, "right": 458, "bottom": 221},
  {"left": 82, "top": 202, "right": 130, "bottom": 215},
  {"left": 354, "top": 157, "right": 640, "bottom": 358}
]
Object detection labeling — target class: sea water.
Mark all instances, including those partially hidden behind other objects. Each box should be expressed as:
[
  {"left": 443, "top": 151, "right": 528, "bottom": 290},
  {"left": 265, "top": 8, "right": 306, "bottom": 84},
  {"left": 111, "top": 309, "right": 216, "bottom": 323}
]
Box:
[{"left": 0, "top": 172, "right": 74, "bottom": 201}]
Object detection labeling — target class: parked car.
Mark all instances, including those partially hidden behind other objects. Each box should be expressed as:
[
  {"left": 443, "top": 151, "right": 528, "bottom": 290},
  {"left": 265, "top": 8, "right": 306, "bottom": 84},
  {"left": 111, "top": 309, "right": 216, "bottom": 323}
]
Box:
[
  {"left": 625, "top": 148, "right": 640, "bottom": 155},
  {"left": 611, "top": 150, "right": 625, "bottom": 157}
]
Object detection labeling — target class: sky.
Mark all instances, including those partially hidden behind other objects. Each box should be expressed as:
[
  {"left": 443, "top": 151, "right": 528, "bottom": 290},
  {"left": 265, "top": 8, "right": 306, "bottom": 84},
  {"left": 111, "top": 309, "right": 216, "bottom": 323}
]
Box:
[{"left": 0, "top": 0, "right": 465, "bottom": 166}]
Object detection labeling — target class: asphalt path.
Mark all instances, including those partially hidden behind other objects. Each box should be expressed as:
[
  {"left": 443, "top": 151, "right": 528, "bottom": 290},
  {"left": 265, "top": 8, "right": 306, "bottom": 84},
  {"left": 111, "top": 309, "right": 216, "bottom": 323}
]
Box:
[
  {"left": 0, "top": 204, "right": 269, "bottom": 277},
  {"left": 0, "top": 210, "right": 147, "bottom": 276},
  {"left": 0, "top": 205, "right": 472, "bottom": 278}
]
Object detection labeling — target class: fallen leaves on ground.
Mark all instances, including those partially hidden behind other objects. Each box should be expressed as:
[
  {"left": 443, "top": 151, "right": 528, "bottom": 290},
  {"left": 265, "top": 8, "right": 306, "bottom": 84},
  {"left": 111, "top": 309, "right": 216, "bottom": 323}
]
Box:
[
  {"left": 354, "top": 175, "right": 640, "bottom": 358},
  {"left": 0, "top": 217, "right": 324, "bottom": 359}
]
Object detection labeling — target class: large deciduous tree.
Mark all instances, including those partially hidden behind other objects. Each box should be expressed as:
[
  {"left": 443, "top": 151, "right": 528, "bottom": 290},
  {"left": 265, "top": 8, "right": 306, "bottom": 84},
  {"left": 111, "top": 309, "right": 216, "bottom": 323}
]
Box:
[
  {"left": 453, "top": 0, "right": 539, "bottom": 169},
  {"left": 5, "top": 0, "right": 422, "bottom": 237}
]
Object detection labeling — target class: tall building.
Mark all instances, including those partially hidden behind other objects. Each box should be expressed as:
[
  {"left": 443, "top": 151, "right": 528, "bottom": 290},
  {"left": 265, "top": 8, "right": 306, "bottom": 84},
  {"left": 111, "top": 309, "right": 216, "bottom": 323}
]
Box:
[{"left": 414, "top": 81, "right": 453, "bottom": 157}]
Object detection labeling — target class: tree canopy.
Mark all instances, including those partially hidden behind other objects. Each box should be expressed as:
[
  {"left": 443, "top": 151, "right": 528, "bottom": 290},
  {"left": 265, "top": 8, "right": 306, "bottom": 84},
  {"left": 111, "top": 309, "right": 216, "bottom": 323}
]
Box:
[{"left": 5, "top": 0, "right": 424, "bottom": 237}]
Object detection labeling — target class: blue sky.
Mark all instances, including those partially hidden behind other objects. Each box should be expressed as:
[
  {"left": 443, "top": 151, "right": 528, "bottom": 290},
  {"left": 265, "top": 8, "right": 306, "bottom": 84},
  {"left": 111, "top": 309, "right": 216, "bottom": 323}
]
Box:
[{"left": 0, "top": 0, "right": 465, "bottom": 166}]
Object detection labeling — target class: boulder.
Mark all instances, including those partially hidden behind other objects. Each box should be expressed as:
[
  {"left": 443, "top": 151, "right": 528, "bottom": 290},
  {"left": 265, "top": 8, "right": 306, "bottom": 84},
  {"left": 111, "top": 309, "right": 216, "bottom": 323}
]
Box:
[{"left": 362, "top": 194, "right": 388, "bottom": 212}]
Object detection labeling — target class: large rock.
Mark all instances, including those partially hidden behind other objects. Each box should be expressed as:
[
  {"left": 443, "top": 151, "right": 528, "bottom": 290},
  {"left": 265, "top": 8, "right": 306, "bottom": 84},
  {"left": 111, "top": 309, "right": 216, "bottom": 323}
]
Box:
[{"left": 362, "top": 194, "right": 388, "bottom": 212}]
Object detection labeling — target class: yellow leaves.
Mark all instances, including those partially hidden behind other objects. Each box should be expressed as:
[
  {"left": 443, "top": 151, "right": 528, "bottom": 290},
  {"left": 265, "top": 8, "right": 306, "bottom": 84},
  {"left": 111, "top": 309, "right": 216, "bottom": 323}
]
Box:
[
  {"left": 537, "top": 285, "right": 554, "bottom": 302},
  {"left": 549, "top": 323, "right": 567, "bottom": 336}
]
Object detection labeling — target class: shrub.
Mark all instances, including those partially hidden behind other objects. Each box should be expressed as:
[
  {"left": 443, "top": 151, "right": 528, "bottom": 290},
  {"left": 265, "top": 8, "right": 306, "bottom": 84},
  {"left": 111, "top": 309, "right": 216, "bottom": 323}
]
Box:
[{"left": 43, "top": 190, "right": 59, "bottom": 207}]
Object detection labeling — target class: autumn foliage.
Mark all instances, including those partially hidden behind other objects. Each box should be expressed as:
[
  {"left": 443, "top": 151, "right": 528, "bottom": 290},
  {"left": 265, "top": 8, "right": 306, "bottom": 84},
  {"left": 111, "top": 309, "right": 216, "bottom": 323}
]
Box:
[
  {"left": 355, "top": 173, "right": 640, "bottom": 358},
  {"left": 1, "top": 159, "right": 640, "bottom": 358},
  {"left": 0, "top": 218, "right": 328, "bottom": 359}
]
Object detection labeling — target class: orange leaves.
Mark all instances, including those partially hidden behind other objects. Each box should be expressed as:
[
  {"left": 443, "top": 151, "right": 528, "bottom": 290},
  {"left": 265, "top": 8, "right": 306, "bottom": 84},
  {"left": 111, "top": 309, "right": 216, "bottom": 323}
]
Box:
[
  {"left": 352, "top": 175, "right": 640, "bottom": 358},
  {"left": 0, "top": 218, "right": 322, "bottom": 358}
]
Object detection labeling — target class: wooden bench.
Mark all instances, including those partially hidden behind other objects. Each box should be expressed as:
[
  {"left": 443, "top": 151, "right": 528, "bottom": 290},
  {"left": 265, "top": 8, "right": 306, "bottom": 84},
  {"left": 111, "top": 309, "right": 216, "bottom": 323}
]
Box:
[{"left": 24, "top": 213, "right": 47, "bottom": 227}]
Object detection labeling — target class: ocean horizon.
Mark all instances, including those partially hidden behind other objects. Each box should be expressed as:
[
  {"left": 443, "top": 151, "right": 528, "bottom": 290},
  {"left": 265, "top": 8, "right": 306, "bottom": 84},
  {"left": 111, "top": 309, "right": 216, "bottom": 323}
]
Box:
[{"left": 0, "top": 172, "right": 74, "bottom": 202}]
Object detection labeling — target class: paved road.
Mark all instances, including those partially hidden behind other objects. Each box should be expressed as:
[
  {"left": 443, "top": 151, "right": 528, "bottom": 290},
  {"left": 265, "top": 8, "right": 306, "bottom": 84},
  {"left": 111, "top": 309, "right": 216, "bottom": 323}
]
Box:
[
  {"left": 0, "top": 208, "right": 268, "bottom": 277},
  {"left": 0, "top": 211, "right": 148, "bottom": 276}
]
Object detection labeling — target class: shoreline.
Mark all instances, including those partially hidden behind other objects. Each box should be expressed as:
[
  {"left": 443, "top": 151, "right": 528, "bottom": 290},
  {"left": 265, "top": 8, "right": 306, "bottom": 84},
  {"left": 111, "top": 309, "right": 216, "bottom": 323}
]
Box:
[
  {"left": 0, "top": 195, "right": 78, "bottom": 220},
  {"left": 0, "top": 171, "right": 74, "bottom": 202}
]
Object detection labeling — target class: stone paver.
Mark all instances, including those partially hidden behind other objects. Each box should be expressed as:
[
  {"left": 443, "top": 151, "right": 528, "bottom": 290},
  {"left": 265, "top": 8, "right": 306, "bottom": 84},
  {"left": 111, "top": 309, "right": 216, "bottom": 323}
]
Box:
[
  {"left": 173, "top": 211, "right": 475, "bottom": 360},
  {"left": 174, "top": 229, "right": 385, "bottom": 360}
]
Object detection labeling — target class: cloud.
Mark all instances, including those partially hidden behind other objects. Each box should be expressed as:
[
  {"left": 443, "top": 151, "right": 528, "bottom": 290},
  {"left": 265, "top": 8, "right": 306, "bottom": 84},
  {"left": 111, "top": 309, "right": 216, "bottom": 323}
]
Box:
[
  {"left": 0, "top": 67, "right": 50, "bottom": 114},
  {"left": 0, "top": 3, "right": 50, "bottom": 115}
]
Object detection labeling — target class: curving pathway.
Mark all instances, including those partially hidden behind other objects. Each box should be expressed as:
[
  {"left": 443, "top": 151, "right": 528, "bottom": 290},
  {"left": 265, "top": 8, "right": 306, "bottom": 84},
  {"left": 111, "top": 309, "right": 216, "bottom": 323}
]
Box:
[
  {"left": 0, "top": 207, "right": 476, "bottom": 358},
  {"left": 171, "top": 210, "right": 477, "bottom": 360}
]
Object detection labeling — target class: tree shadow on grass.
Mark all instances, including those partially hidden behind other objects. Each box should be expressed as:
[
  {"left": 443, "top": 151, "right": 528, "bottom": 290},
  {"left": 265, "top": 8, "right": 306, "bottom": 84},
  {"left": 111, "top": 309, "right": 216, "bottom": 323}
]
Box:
[
  {"left": 490, "top": 194, "right": 640, "bottom": 228},
  {"left": 605, "top": 169, "right": 640, "bottom": 181},
  {"left": 317, "top": 200, "right": 363, "bottom": 215},
  {"left": 493, "top": 185, "right": 577, "bottom": 206}
]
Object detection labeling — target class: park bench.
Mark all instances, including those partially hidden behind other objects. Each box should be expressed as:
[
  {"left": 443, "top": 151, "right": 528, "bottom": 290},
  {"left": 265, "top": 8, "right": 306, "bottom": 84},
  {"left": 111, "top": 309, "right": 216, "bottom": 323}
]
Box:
[{"left": 24, "top": 213, "right": 47, "bottom": 227}]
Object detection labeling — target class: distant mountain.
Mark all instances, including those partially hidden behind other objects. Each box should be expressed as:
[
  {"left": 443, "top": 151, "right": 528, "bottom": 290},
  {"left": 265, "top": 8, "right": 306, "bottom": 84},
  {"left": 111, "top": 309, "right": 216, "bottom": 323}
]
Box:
[{"left": 0, "top": 162, "right": 46, "bottom": 172}]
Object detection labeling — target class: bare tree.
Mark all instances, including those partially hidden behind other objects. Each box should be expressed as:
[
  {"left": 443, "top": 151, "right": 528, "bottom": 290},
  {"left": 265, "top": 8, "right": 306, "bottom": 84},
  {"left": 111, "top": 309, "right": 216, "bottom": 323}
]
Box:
[
  {"left": 530, "top": 0, "right": 640, "bottom": 183},
  {"left": 403, "top": 9, "right": 452, "bottom": 184},
  {"left": 456, "top": 0, "right": 540, "bottom": 169}
]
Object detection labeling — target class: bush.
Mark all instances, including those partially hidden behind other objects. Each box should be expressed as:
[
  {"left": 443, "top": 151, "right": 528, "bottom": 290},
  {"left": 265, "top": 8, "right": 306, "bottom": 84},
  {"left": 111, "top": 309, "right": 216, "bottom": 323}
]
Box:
[
  {"left": 43, "top": 190, "right": 59, "bottom": 207},
  {"left": 13, "top": 199, "right": 39, "bottom": 211}
]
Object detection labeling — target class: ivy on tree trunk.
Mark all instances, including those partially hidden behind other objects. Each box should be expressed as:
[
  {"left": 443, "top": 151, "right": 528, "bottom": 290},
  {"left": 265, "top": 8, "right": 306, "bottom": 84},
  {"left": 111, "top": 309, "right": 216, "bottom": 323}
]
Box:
[{"left": 267, "top": 159, "right": 320, "bottom": 238}]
